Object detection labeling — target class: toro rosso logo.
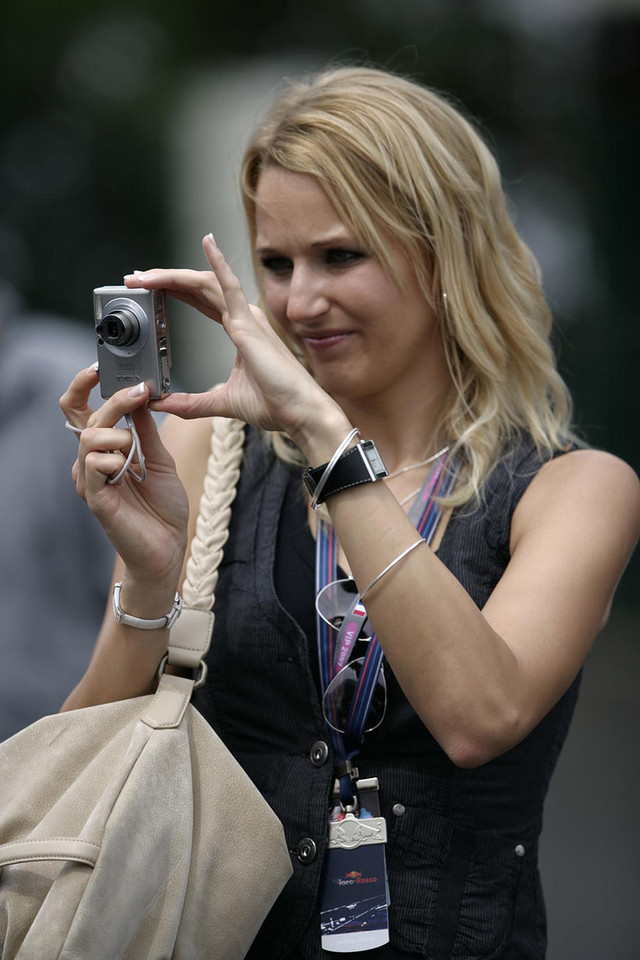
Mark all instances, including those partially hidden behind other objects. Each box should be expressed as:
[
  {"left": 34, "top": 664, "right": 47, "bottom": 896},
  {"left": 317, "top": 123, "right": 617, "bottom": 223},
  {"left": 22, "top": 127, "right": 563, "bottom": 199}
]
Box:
[{"left": 335, "top": 870, "right": 377, "bottom": 886}]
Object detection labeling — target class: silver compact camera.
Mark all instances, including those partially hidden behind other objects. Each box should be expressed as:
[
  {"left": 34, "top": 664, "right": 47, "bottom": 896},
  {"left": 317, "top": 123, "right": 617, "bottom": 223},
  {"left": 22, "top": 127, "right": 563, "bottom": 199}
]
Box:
[{"left": 93, "top": 286, "right": 171, "bottom": 399}]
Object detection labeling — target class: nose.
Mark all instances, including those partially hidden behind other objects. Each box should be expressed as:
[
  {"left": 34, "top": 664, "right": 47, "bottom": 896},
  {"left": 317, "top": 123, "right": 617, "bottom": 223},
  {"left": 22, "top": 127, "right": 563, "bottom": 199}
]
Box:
[{"left": 285, "top": 264, "right": 330, "bottom": 325}]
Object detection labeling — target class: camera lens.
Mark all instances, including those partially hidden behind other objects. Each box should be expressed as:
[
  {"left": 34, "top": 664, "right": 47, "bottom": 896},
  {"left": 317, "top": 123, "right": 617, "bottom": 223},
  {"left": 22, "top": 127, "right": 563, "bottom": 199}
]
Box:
[{"left": 100, "top": 309, "right": 140, "bottom": 346}]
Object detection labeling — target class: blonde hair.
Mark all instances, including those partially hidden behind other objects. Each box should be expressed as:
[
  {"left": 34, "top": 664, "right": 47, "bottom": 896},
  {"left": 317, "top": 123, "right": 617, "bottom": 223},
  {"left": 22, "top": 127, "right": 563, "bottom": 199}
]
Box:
[{"left": 240, "top": 66, "right": 574, "bottom": 506}]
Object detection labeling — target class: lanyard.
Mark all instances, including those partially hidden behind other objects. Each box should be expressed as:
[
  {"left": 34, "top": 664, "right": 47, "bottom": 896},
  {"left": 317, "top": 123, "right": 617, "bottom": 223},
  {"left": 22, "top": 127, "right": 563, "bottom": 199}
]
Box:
[{"left": 315, "top": 456, "right": 457, "bottom": 804}]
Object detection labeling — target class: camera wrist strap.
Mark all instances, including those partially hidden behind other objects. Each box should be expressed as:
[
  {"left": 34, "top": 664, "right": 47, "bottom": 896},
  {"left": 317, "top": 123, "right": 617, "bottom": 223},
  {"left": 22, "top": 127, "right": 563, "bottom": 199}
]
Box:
[{"left": 65, "top": 413, "right": 146, "bottom": 484}]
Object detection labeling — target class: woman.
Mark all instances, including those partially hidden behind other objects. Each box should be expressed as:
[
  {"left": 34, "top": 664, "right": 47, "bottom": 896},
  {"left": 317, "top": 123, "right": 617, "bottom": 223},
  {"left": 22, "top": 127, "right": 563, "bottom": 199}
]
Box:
[{"left": 60, "top": 67, "right": 639, "bottom": 958}]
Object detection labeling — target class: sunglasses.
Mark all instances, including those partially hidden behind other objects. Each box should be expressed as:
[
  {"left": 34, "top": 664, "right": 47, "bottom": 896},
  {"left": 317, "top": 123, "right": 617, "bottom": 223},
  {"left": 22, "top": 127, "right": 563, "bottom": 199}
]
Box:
[{"left": 316, "top": 578, "right": 387, "bottom": 734}]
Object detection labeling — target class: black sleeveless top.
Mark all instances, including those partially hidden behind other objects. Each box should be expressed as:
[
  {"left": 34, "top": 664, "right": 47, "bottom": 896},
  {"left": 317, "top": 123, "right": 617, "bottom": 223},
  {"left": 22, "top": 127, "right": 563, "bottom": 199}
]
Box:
[{"left": 193, "top": 430, "right": 581, "bottom": 960}]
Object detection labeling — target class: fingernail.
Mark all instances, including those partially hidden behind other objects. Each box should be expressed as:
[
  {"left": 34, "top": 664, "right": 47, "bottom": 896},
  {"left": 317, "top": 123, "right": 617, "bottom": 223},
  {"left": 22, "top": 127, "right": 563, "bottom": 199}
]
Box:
[
  {"left": 128, "top": 382, "right": 146, "bottom": 397},
  {"left": 206, "top": 233, "right": 217, "bottom": 248},
  {"left": 92, "top": 361, "right": 99, "bottom": 373},
  {"left": 132, "top": 270, "right": 159, "bottom": 281}
]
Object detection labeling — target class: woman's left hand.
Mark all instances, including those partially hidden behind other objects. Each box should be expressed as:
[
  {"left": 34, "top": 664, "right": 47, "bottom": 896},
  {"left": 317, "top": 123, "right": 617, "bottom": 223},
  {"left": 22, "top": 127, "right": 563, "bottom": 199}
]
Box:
[{"left": 125, "top": 235, "right": 349, "bottom": 453}]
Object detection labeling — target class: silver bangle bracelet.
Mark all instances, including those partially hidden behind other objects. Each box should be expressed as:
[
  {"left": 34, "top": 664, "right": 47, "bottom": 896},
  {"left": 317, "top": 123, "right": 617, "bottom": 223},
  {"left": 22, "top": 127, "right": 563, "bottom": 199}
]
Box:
[
  {"left": 310, "top": 427, "right": 361, "bottom": 510},
  {"left": 359, "top": 538, "right": 426, "bottom": 602},
  {"left": 112, "top": 582, "right": 182, "bottom": 630}
]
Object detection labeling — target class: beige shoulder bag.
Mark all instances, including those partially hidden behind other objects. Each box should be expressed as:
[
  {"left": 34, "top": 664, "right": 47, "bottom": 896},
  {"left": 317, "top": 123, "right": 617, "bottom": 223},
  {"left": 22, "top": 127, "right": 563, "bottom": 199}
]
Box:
[{"left": 0, "top": 416, "right": 292, "bottom": 960}]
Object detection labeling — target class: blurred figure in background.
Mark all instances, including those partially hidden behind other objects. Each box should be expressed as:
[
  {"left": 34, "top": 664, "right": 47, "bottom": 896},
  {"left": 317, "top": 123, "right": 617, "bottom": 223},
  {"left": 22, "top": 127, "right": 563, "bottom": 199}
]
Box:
[{"left": 0, "top": 281, "right": 114, "bottom": 740}]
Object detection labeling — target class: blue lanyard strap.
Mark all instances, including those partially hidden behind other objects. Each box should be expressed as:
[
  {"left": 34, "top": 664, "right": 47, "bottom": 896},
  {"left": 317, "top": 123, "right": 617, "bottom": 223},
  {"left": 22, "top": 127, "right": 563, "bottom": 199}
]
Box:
[
  {"left": 315, "top": 523, "right": 349, "bottom": 773},
  {"left": 315, "top": 456, "right": 457, "bottom": 804},
  {"left": 316, "top": 521, "right": 338, "bottom": 694}
]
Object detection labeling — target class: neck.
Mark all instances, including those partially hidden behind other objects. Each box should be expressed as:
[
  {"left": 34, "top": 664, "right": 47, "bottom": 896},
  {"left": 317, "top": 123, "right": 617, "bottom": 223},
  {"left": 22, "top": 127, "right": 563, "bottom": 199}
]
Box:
[{"left": 336, "top": 382, "right": 451, "bottom": 476}]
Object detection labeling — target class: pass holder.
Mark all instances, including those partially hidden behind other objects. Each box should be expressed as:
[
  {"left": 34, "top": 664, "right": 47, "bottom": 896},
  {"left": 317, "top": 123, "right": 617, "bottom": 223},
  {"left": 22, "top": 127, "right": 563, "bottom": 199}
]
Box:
[{"left": 320, "top": 777, "right": 390, "bottom": 953}]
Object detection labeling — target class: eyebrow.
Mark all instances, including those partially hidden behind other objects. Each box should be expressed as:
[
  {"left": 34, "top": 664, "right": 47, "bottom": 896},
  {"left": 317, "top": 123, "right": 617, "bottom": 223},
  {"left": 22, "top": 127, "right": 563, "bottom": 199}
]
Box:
[{"left": 255, "top": 233, "right": 355, "bottom": 256}]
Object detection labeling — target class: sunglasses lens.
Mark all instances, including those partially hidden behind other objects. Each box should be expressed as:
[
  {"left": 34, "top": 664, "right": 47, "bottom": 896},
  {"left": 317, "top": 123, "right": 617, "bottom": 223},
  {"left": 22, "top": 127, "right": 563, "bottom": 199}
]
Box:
[
  {"left": 315, "top": 579, "right": 372, "bottom": 637},
  {"left": 322, "top": 658, "right": 387, "bottom": 734}
]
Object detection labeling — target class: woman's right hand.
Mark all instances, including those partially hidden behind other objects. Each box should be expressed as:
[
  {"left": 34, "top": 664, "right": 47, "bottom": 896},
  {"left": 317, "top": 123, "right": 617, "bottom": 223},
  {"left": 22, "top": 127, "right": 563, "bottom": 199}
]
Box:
[
  {"left": 124, "top": 236, "right": 351, "bottom": 463},
  {"left": 60, "top": 365, "right": 189, "bottom": 592}
]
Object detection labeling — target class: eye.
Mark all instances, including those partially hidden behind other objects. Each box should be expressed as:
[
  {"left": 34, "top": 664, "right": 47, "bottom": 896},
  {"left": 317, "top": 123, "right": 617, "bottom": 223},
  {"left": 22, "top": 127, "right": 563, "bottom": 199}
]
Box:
[
  {"left": 259, "top": 256, "right": 292, "bottom": 276},
  {"left": 325, "top": 248, "right": 366, "bottom": 267}
]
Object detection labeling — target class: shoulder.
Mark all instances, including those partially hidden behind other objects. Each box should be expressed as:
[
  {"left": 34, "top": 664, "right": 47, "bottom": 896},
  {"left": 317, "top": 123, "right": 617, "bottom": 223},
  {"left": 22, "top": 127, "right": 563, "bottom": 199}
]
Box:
[
  {"left": 518, "top": 448, "right": 639, "bottom": 515},
  {"left": 512, "top": 448, "right": 640, "bottom": 559}
]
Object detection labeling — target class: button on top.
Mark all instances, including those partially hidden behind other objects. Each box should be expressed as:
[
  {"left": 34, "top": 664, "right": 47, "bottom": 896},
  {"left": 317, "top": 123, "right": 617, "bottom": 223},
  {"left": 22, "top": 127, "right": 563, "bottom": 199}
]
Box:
[
  {"left": 392, "top": 803, "right": 406, "bottom": 817},
  {"left": 310, "top": 740, "right": 329, "bottom": 767},
  {"left": 515, "top": 844, "right": 526, "bottom": 858},
  {"left": 296, "top": 837, "right": 317, "bottom": 864}
]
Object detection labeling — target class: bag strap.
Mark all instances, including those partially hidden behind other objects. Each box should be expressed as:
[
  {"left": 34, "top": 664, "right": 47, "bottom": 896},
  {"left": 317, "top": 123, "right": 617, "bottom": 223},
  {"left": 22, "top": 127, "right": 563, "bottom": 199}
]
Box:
[{"left": 165, "top": 415, "right": 246, "bottom": 674}]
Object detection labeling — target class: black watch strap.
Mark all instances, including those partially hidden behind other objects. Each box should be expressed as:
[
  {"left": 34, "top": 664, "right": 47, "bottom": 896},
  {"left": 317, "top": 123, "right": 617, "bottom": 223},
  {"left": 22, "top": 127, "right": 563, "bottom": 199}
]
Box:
[{"left": 302, "top": 440, "right": 388, "bottom": 505}]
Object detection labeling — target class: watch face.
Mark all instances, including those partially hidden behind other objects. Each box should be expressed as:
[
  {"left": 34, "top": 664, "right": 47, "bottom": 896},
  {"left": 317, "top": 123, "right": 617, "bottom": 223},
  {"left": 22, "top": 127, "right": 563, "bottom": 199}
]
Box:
[{"left": 361, "top": 440, "right": 388, "bottom": 479}]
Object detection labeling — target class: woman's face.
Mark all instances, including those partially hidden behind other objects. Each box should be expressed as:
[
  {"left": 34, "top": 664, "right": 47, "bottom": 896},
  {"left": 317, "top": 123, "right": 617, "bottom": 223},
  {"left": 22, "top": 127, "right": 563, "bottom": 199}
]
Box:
[{"left": 254, "top": 166, "right": 449, "bottom": 410}]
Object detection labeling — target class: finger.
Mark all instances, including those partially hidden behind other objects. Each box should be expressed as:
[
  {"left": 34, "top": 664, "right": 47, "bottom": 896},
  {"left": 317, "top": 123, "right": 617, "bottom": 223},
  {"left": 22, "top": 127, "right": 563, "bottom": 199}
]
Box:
[
  {"left": 76, "top": 426, "right": 136, "bottom": 490},
  {"left": 60, "top": 363, "right": 100, "bottom": 430},
  {"left": 148, "top": 387, "right": 230, "bottom": 422},
  {"left": 85, "top": 382, "right": 150, "bottom": 430},
  {"left": 78, "top": 427, "right": 136, "bottom": 456},
  {"left": 128, "top": 401, "right": 173, "bottom": 464},
  {"left": 202, "top": 235, "right": 253, "bottom": 323},
  {"left": 123, "top": 268, "right": 226, "bottom": 322},
  {"left": 83, "top": 451, "right": 130, "bottom": 496},
  {"left": 124, "top": 267, "right": 203, "bottom": 289}
]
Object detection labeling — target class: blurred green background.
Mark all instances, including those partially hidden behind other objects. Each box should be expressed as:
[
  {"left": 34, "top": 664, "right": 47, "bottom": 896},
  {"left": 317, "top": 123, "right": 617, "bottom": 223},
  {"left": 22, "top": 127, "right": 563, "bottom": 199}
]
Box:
[
  {"left": 1, "top": 2, "right": 638, "bottom": 957},
  {"left": 2, "top": 1, "right": 638, "bottom": 463}
]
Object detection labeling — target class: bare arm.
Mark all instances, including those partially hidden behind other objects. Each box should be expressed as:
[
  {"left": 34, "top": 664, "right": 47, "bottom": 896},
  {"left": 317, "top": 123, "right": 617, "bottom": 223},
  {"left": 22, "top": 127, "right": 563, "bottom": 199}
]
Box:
[
  {"left": 319, "top": 447, "right": 639, "bottom": 767},
  {"left": 59, "top": 370, "right": 209, "bottom": 710}
]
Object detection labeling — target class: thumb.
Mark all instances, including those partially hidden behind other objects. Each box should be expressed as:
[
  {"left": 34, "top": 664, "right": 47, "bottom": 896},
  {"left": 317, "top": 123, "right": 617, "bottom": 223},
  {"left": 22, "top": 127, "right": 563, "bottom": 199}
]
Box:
[
  {"left": 148, "top": 384, "right": 234, "bottom": 422},
  {"left": 129, "top": 402, "right": 171, "bottom": 461}
]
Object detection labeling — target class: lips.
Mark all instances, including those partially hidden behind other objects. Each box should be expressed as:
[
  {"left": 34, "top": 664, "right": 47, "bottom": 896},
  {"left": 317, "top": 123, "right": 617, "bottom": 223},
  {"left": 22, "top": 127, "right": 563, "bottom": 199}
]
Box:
[{"left": 300, "top": 330, "right": 355, "bottom": 351}]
